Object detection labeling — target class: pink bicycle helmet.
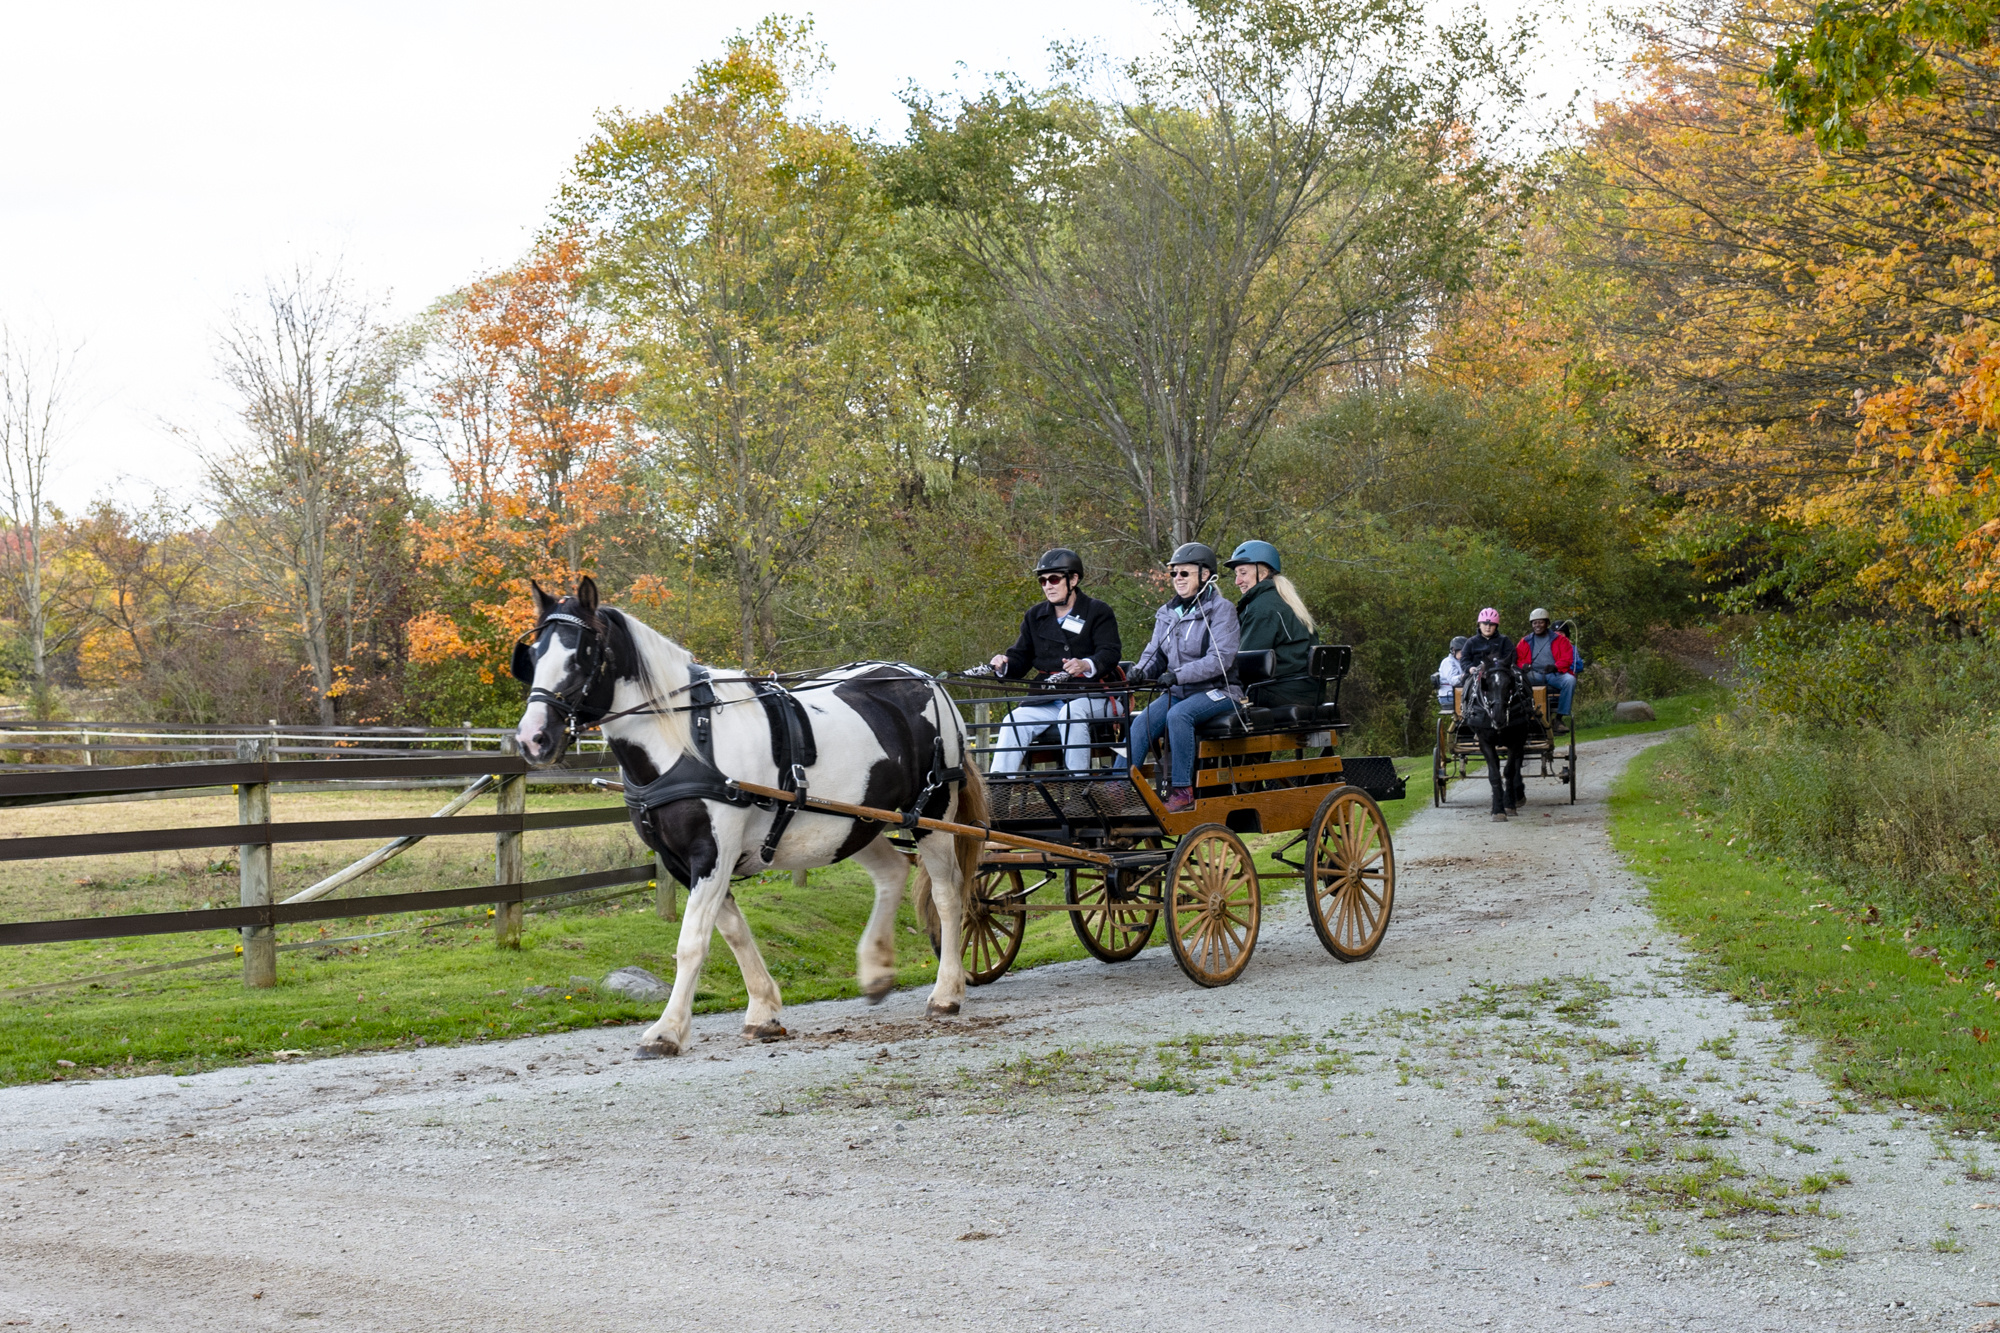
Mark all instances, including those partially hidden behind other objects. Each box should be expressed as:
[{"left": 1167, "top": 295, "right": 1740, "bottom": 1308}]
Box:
[{"left": 1477, "top": 607, "right": 1500, "bottom": 625}]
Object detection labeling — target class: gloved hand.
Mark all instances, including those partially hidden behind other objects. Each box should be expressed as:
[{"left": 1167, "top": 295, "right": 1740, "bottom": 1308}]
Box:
[
  {"left": 1155, "top": 668, "right": 1177, "bottom": 689},
  {"left": 1127, "top": 665, "right": 1152, "bottom": 684}
]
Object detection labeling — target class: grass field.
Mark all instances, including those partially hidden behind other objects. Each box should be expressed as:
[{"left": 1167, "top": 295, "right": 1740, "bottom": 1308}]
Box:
[
  {"left": 0, "top": 757, "right": 1425, "bottom": 1086},
  {"left": 1610, "top": 737, "right": 2000, "bottom": 1129}
]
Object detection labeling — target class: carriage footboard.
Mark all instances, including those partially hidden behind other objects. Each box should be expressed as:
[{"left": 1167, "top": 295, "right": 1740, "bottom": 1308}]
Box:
[{"left": 1338, "top": 755, "right": 1406, "bottom": 803}]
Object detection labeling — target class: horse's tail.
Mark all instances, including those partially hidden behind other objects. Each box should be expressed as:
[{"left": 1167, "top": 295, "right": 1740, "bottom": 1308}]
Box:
[{"left": 913, "top": 763, "right": 987, "bottom": 943}]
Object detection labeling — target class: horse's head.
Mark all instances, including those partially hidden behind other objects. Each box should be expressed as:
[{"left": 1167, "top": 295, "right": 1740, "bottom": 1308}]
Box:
[
  {"left": 513, "top": 576, "right": 614, "bottom": 767},
  {"left": 1465, "top": 662, "right": 1517, "bottom": 731}
]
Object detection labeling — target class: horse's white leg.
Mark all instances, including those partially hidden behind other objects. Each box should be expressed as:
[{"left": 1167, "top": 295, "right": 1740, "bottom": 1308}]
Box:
[
  {"left": 851, "top": 836, "right": 911, "bottom": 1004},
  {"left": 920, "top": 834, "right": 968, "bottom": 1017},
  {"left": 637, "top": 872, "right": 731, "bottom": 1058},
  {"left": 713, "top": 891, "right": 786, "bottom": 1041}
]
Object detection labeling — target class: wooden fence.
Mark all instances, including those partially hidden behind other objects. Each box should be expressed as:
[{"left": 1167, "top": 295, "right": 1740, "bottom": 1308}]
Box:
[{"left": 0, "top": 742, "right": 668, "bottom": 990}]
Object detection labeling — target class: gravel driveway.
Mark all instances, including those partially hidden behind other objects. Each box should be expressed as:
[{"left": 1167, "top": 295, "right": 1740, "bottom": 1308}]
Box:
[{"left": 2, "top": 732, "right": 1995, "bottom": 1331}]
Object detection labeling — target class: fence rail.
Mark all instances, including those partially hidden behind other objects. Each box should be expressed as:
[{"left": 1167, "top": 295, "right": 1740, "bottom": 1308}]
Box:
[{"left": 0, "top": 746, "right": 670, "bottom": 988}]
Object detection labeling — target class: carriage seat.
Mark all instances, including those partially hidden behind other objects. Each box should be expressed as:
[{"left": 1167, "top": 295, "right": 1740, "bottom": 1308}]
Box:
[{"left": 1194, "top": 701, "right": 1343, "bottom": 739}]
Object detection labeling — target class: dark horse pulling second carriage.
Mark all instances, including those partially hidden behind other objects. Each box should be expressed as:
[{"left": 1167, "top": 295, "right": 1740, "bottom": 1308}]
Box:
[
  {"left": 943, "top": 644, "right": 1406, "bottom": 988},
  {"left": 1432, "top": 627, "right": 1580, "bottom": 810}
]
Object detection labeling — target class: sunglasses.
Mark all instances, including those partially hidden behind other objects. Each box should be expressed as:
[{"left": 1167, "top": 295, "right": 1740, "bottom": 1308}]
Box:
[
  {"left": 1170, "top": 568, "right": 1200, "bottom": 579},
  {"left": 1038, "top": 573, "right": 1071, "bottom": 585}
]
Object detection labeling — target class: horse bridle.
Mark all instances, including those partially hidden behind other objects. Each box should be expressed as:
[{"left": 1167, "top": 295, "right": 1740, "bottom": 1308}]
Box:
[{"left": 512, "top": 612, "right": 607, "bottom": 746}]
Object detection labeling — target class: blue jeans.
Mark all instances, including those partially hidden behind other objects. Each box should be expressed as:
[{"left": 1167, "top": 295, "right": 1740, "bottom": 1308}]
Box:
[
  {"left": 1526, "top": 669, "right": 1575, "bottom": 715},
  {"left": 1116, "top": 691, "right": 1236, "bottom": 789}
]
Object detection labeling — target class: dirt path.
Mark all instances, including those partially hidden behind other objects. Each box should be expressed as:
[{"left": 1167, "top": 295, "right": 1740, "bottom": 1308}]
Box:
[{"left": 2, "top": 733, "right": 1994, "bottom": 1332}]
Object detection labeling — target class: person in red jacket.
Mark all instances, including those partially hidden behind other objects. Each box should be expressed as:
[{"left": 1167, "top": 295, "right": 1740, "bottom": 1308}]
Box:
[{"left": 1515, "top": 608, "right": 1576, "bottom": 725}]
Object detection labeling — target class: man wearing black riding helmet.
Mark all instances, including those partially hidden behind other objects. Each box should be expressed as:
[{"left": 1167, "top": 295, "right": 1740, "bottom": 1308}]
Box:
[
  {"left": 1116, "top": 541, "right": 1241, "bottom": 813},
  {"left": 984, "top": 548, "right": 1124, "bottom": 774}
]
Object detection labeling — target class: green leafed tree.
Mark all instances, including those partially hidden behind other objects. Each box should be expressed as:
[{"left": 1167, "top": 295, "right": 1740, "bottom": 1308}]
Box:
[
  {"left": 884, "top": 0, "right": 1520, "bottom": 556},
  {"left": 561, "top": 18, "right": 919, "bottom": 666}
]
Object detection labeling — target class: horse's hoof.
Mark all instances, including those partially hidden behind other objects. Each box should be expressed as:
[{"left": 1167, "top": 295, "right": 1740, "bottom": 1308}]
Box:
[
  {"left": 743, "top": 1021, "right": 789, "bottom": 1043},
  {"left": 926, "top": 1001, "right": 961, "bottom": 1019},
  {"left": 1490, "top": 813, "right": 1508, "bottom": 823},
  {"left": 862, "top": 977, "right": 894, "bottom": 1006},
  {"left": 634, "top": 1037, "right": 681, "bottom": 1060}
]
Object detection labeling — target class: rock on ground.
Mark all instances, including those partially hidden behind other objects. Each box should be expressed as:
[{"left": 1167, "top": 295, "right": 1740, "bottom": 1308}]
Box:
[
  {"left": 1613, "top": 701, "right": 1657, "bottom": 722},
  {"left": 601, "top": 965, "right": 671, "bottom": 1002},
  {"left": 0, "top": 732, "right": 1992, "bottom": 1332}
]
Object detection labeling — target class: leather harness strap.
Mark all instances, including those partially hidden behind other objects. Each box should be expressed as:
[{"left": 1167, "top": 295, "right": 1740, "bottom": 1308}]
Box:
[{"left": 619, "top": 663, "right": 837, "bottom": 869}]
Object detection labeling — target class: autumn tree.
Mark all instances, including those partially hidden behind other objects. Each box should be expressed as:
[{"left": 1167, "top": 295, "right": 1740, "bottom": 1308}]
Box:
[
  {"left": 1578, "top": 3, "right": 2000, "bottom": 620},
  {"left": 65, "top": 497, "right": 214, "bottom": 690},
  {"left": 405, "top": 235, "right": 638, "bottom": 698}
]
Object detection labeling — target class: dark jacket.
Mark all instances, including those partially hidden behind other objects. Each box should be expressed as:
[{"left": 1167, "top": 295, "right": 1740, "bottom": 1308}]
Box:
[
  {"left": 1461, "top": 630, "right": 1517, "bottom": 671},
  {"left": 1002, "top": 592, "right": 1123, "bottom": 682},
  {"left": 1235, "top": 578, "right": 1318, "bottom": 707}
]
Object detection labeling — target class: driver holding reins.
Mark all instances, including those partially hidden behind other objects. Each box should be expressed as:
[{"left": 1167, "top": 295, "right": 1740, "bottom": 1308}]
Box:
[{"left": 984, "top": 548, "right": 1124, "bottom": 774}]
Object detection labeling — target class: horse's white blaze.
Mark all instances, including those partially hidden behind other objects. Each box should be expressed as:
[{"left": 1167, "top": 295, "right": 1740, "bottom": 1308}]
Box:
[
  {"left": 514, "top": 637, "right": 580, "bottom": 763},
  {"left": 514, "top": 605, "right": 977, "bottom": 1048}
]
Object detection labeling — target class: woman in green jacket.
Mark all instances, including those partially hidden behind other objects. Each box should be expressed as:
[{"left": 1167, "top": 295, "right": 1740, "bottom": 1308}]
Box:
[{"left": 1224, "top": 540, "right": 1319, "bottom": 708}]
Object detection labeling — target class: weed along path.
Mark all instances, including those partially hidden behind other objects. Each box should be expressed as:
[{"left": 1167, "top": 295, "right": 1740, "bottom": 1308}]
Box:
[{"left": 1, "top": 733, "right": 1994, "bottom": 1332}]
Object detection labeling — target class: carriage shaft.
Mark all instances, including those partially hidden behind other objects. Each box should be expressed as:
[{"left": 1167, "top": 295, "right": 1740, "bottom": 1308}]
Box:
[{"left": 727, "top": 779, "right": 1117, "bottom": 867}]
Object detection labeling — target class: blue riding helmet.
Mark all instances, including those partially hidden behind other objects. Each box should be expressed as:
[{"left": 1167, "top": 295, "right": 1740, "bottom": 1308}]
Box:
[{"left": 1223, "top": 539, "right": 1281, "bottom": 573}]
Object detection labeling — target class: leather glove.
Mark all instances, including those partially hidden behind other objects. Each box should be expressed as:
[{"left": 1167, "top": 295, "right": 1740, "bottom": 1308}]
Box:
[{"left": 1155, "top": 668, "right": 1177, "bottom": 688}]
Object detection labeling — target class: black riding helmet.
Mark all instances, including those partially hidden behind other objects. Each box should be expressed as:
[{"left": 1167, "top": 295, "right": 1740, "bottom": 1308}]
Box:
[
  {"left": 1035, "top": 547, "right": 1084, "bottom": 579},
  {"left": 1166, "top": 541, "right": 1217, "bottom": 574}
]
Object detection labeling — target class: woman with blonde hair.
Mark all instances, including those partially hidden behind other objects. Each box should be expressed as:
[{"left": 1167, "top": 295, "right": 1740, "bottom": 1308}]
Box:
[{"left": 1223, "top": 540, "right": 1319, "bottom": 708}]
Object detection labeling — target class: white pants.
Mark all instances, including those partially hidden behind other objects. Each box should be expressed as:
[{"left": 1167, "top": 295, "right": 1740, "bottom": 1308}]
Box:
[{"left": 989, "top": 695, "right": 1116, "bottom": 774}]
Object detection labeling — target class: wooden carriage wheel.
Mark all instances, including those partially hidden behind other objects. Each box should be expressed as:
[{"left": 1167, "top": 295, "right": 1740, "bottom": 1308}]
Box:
[
  {"left": 1164, "top": 825, "right": 1260, "bottom": 987},
  {"left": 1566, "top": 724, "right": 1578, "bottom": 804},
  {"left": 1065, "top": 841, "right": 1164, "bottom": 963},
  {"left": 1432, "top": 715, "right": 1453, "bottom": 807},
  {"left": 1305, "top": 786, "right": 1395, "bottom": 962},
  {"left": 940, "top": 864, "right": 1028, "bottom": 986}
]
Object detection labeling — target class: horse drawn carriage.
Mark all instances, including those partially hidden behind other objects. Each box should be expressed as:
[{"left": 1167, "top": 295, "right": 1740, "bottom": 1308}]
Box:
[
  {"left": 512, "top": 577, "right": 1407, "bottom": 1058},
  {"left": 943, "top": 644, "right": 1404, "bottom": 988},
  {"left": 1431, "top": 629, "right": 1579, "bottom": 808}
]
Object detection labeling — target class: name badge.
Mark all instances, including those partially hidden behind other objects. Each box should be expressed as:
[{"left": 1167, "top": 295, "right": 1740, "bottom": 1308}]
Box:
[
  {"left": 1207, "top": 689, "right": 1228, "bottom": 701},
  {"left": 1059, "top": 614, "right": 1084, "bottom": 634}
]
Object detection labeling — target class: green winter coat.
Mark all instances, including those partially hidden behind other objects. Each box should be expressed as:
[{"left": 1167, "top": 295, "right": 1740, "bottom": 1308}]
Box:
[{"left": 1235, "top": 578, "right": 1318, "bottom": 707}]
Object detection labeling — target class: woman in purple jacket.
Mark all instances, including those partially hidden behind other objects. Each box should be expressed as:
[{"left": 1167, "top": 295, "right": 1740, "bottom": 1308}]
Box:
[{"left": 1115, "top": 542, "right": 1240, "bottom": 813}]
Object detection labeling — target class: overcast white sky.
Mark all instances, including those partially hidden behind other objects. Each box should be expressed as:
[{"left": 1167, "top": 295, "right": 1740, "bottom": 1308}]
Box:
[{"left": 1, "top": 0, "right": 1617, "bottom": 512}]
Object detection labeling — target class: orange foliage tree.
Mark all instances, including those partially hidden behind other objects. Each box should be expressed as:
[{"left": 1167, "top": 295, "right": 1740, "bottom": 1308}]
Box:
[
  {"left": 1549, "top": 3, "right": 2000, "bottom": 622},
  {"left": 407, "top": 235, "right": 640, "bottom": 694}
]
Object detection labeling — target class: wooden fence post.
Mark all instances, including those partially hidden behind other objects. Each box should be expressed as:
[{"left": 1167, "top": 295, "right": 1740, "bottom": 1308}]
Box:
[
  {"left": 655, "top": 854, "right": 677, "bottom": 921},
  {"left": 237, "top": 737, "right": 276, "bottom": 988},
  {"left": 494, "top": 738, "right": 525, "bottom": 948},
  {"left": 973, "top": 700, "right": 990, "bottom": 773},
  {"left": 792, "top": 868, "right": 808, "bottom": 889}
]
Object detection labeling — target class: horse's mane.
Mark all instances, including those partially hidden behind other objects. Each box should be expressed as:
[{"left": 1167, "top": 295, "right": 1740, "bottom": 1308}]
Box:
[{"left": 598, "top": 606, "right": 702, "bottom": 756}]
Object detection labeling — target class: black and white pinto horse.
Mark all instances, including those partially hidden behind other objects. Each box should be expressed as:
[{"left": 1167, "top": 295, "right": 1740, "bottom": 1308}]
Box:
[
  {"left": 1463, "top": 661, "right": 1529, "bottom": 818},
  {"left": 512, "top": 577, "right": 986, "bottom": 1058}
]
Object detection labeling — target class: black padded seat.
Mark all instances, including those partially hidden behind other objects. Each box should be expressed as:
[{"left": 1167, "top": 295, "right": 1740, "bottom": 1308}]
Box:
[{"left": 1194, "top": 711, "right": 1249, "bottom": 739}]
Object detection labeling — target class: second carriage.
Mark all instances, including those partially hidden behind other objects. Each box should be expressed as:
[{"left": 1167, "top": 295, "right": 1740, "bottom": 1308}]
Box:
[
  {"left": 939, "top": 646, "right": 1404, "bottom": 989},
  {"left": 1431, "top": 627, "right": 1580, "bottom": 807}
]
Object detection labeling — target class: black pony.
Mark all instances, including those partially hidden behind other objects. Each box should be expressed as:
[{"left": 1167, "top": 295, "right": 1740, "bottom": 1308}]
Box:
[{"left": 1463, "top": 661, "right": 1529, "bottom": 820}]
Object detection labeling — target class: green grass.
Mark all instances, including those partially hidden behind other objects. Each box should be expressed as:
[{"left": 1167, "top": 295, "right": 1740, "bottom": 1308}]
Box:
[
  {"left": 0, "top": 863, "right": 972, "bottom": 1085},
  {"left": 1571, "top": 687, "right": 1727, "bottom": 745},
  {"left": 1610, "top": 738, "right": 2000, "bottom": 1127},
  {"left": 2, "top": 764, "right": 1423, "bottom": 1086}
]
